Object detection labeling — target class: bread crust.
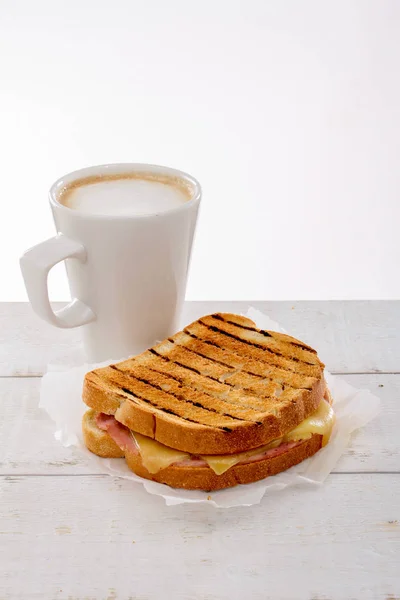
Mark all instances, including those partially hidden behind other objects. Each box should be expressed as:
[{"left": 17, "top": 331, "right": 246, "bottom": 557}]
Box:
[
  {"left": 124, "top": 434, "right": 322, "bottom": 491},
  {"left": 82, "top": 410, "right": 323, "bottom": 490},
  {"left": 82, "top": 313, "right": 326, "bottom": 455},
  {"left": 82, "top": 409, "right": 125, "bottom": 458}
]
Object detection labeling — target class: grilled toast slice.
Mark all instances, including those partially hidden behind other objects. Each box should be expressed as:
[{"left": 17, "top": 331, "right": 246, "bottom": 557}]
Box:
[{"left": 83, "top": 313, "right": 325, "bottom": 455}]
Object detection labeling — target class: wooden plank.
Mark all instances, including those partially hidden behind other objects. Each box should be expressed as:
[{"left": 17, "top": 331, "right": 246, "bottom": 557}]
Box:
[
  {"left": 0, "top": 378, "right": 89, "bottom": 475},
  {"left": 0, "top": 474, "right": 399, "bottom": 599},
  {"left": 0, "top": 374, "right": 396, "bottom": 475},
  {"left": 1, "top": 301, "right": 399, "bottom": 376}
]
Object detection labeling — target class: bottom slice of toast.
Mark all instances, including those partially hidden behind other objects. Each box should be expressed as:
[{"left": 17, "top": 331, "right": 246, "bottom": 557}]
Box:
[{"left": 82, "top": 409, "right": 323, "bottom": 491}]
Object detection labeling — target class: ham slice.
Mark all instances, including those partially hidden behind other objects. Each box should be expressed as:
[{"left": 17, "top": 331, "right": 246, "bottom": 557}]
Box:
[
  {"left": 96, "top": 413, "right": 304, "bottom": 470},
  {"left": 172, "top": 440, "right": 301, "bottom": 468},
  {"left": 96, "top": 413, "right": 138, "bottom": 454}
]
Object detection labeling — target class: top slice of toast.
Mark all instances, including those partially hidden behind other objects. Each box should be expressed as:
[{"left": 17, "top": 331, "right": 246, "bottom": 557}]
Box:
[{"left": 83, "top": 313, "right": 326, "bottom": 454}]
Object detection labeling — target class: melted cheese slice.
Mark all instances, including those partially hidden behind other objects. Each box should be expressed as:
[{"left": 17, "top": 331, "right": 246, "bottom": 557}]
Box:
[
  {"left": 132, "top": 432, "right": 190, "bottom": 474},
  {"left": 283, "top": 398, "right": 335, "bottom": 447},
  {"left": 131, "top": 399, "right": 335, "bottom": 476},
  {"left": 201, "top": 439, "right": 282, "bottom": 475}
]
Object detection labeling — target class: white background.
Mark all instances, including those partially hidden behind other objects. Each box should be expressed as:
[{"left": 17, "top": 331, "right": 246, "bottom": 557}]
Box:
[{"left": 1, "top": 0, "right": 399, "bottom": 301}]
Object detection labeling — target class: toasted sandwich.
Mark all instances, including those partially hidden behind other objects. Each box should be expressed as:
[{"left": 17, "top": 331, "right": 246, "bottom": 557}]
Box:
[{"left": 82, "top": 313, "right": 335, "bottom": 490}]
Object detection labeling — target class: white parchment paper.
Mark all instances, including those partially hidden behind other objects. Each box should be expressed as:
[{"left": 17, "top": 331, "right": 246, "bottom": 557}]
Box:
[{"left": 39, "top": 307, "right": 381, "bottom": 507}]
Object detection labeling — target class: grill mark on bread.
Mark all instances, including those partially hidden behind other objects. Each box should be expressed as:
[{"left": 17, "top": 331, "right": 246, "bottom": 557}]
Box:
[
  {"left": 150, "top": 348, "right": 201, "bottom": 375},
  {"left": 204, "top": 322, "right": 290, "bottom": 357},
  {"left": 192, "top": 323, "right": 315, "bottom": 389},
  {"left": 184, "top": 330, "right": 270, "bottom": 380},
  {"left": 208, "top": 314, "right": 322, "bottom": 365},
  {"left": 144, "top": 365, "right": 272, "bottom": 413},
  {"left": 144, "top": 364, "right": 237, "bottom": 397},
  {"left": 118, "top": 387, "right": 217, "bottom": 427},
  {"left": 184, "top": 329, "right": 221, "bottom": 349},
  {"left": 138, "top": 360, "right": 275, "bottom": 413},
  {"left": 116, "top": 385, "right": 234, "bottom": 431},
  {"left": 212, "top": 314, "right": 317, "bottom": 354},
  {"left": 134, "top": 375, "right": 255, "bottom": 423},
  {"left": 201, "top": 316, "right": 319, "bottom": 367},
  {"left": 111, "top": 366, "right": 261, "bottom": 424},
  {"left": 142, "top": 357, "right": 237, "bottom": 393},
  {"left": 191, "top": 322, "right": 318, "bottom": 379},
  {"left": 145, "top": 364, "right": 233, "bottom": 392},
  {"left": 156, "top": 341, "right": 298, "bottom": 398},
  {"left": 153, "top": 342, "right": 282, "bottom": 400},
  {"left": 201, "top": 321, "right": 303, "bottom": 364},
  {"left": 269, "top": 332, "right": 317, "bottom": 354},
  {"left": 127, "top": 367, "right": 266, "bottom": 420},
  {"left": 149, "top": 347, "right": 228, "bottom": 385},
  {"left": 168, "top": 336, "right": 239, "bottom": 374},
  {"left": 184, "top": 328, "right": 311, "bottom": 381},
  {"left": 175, "top": 332, "right": 315, "bottom": 392},
  {"left": 212, "top": 313, "right": 271, "bottom": 335},
  {"left": 183, "top": 330, "right": 284, "bottom": 382}
]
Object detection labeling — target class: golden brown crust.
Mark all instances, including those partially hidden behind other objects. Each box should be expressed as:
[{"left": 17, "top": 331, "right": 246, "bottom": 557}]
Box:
[
  {"left": 82, "top": 313, "right": 326, "bottom": 455},
  {"left": 82, "top": 409, "right": 124, "bottom": 458},
  {"left": 81, "top": 410, "right": 323, "bottom": 490},
  {"left": 125, "top": 434, "right": 322, "bottom": 491},
  {"left": 83, "top": 375, "right": 325, "bottom": 455}
]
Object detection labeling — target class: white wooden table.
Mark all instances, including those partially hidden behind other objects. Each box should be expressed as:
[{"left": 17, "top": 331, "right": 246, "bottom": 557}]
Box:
[{"left": 1, "top": 301, "right": 399, "bottom": 600}]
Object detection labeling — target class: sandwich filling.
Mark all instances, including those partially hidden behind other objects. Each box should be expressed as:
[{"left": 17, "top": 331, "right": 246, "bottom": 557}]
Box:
[{"left": 96, "top": 397, "right": 335, "bottom": 476}]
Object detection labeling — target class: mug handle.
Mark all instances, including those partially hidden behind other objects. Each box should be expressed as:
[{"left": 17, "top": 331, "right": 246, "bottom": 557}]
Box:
[{"left": 20, "top": 234, "right": 96, "bottom": 328}]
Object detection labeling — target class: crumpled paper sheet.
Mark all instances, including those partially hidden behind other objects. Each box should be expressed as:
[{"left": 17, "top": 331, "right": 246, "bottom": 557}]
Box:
[{"left": 39, "top": 307, "right": 381, "bottom": 508}]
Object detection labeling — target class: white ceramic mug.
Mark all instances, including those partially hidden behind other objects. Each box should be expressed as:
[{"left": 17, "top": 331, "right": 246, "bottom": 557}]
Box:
[{"left": 20, "top": 163, "right": 201, "bottom": 363}]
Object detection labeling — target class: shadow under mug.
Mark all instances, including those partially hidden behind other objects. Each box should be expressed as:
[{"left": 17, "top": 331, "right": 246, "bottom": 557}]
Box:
[{"left": 20, "top": 163, "right": 201, "bottom": 363}]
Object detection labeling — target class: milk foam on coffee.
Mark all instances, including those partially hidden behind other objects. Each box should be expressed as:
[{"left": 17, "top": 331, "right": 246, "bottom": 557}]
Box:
[{"left": 59, "top": 173, "right": 191, "bottom": 216}]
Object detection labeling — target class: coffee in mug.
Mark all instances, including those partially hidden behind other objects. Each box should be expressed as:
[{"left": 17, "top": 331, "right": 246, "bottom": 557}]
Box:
[{"left": 58, "top": 172, "right": 193, "bottom": 216}]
